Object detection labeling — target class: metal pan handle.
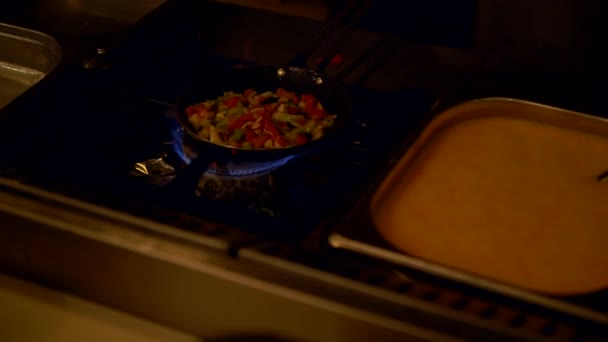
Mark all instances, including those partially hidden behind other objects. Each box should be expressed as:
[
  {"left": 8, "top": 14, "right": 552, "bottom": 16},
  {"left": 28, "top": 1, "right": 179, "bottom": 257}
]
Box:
[
  {"left": 288, "top": 0, "right": 358, "bottom": 68},
  {"left": 316, "top": 0, "right": 374, "bottom": 73},
  {"left": 288, "top": 0, "right": 373, "bottom": 72},
  {"left": 165, "top": 149, "right": 222, "bottom": 196}
]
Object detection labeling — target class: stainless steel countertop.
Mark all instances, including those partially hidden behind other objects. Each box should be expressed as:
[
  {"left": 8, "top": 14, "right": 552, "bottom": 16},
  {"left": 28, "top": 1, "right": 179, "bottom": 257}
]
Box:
[{"left": 0, "top": 272, "right": 200, "bottom": 342}]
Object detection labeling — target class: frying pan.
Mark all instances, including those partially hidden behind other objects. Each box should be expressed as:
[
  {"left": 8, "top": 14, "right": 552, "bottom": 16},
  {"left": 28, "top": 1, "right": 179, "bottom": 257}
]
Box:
[{"left": 166, "top": 0, "right": 372, "bottom": 195}]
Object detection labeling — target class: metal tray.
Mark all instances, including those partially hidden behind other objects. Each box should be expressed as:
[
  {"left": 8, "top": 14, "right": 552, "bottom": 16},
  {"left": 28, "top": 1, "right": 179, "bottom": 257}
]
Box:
[
  {"left": 329, "top": 97, "right": 608, "bottom": 325},
  {"left": 0, "top": 23, "right": 61, "bottom": 110}
]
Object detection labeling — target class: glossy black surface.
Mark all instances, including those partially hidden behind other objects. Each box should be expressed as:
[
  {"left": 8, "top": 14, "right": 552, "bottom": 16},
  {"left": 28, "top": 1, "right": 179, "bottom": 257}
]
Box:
[{"left": 0, "top": 36, "right": 429, "bottom": 243}]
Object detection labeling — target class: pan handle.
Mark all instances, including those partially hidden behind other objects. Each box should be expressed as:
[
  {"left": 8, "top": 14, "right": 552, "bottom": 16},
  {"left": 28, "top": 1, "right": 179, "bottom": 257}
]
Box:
[
  {"left": 288, "top": 0, "right": 358, "bottom": 68},
  {"left": 315, "top": 0, "right": 374, "bottom": 73},
  {"left": 288, "top": 0, "right": 373, "bottom": 72},
  {"left": 165, "top": 150, "right": 221, "bottom": 196}
]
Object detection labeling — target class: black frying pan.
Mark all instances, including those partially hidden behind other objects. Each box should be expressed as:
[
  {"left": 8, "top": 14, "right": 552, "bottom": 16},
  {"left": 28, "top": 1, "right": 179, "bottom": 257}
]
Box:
[{"left": 166, "top": 0, "right": 372, "bottom": 195}]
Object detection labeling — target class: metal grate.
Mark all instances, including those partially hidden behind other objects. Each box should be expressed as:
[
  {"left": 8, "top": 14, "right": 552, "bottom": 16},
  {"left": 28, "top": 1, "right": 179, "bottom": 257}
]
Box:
[{"left": 243, "top": 242, "right": 606, "bottom": 341}]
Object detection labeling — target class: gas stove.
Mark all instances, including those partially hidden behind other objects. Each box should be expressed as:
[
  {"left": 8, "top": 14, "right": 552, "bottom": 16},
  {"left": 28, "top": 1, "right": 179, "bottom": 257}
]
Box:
[
  {"left": 7, "top": 48, "right": 430, "bottom": 243},
  {"left": 1, "top": 2, "right": 607, "bottom": 341}
]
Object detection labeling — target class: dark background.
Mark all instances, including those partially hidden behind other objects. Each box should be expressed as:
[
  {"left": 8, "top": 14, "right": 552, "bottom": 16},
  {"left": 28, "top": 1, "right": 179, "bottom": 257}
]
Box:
[
  {"left": 331, "top": 0, "right": 608, "bottom": 73},
  {"left": 330, "top": 0, "right": 477, "bottom": 48}
]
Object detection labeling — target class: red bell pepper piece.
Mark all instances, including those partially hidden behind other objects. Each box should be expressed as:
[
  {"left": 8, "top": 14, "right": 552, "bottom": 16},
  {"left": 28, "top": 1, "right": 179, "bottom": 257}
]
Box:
[
  {"left": 186, "top": 104, "right": 206, "bottom": 117},
  {"left": 308, "top": 106, "right": 328, "bottom": 120},
  {"left": 244, "top": 89, "right": 255, "bottom": 101},
  {"left": 225, "top": 96, "right": 242, "bottom": 109},
  {"left": 227, "top": 113, "right": 255, "bottom": 132},
  {"left": 186, "top": 105, "right": 198, "bottom": 117},
  {"left": 276, "top": 87, "right": 287, "bottom": 97},
  {"left": 262, "top": 116, "right": 287, "bottom": 147},
  {"left": 245, "top": 128, "right": 257, "bottom": 142},
  {"left": 251, "top": 135, "right": 269, "bottom": 149},
  {"left": 300, "top": 94, "right": 317, "bottom": 107},
  {"left": 264, "top": 103, "right": 278, "bottom": 113},
  {"left": 249, "top": 106, "right": 265, "bottom": 117},
  {"left": 301, "top": 94, "right": 326, "bottom": 119},
  {"left": 299, "top": 93, "right": 327, "bottom": 120},
  {"left": 277, "top": 88, "right": 295, "bottom": 100},
  {"left": 294, "top": 134, "right": 308, "bottom": 145},
  {"left": 277, "top": 122, "right": 289, "bottom": 132},
  {"left": 273, "top": 136, "right": 288, "bottom": 147},
  {"left": 287, "top": 105, "right": 299, "bottom": 114},
  {"left": 261, "top": 116, "right": 277, "bottom": 134}
]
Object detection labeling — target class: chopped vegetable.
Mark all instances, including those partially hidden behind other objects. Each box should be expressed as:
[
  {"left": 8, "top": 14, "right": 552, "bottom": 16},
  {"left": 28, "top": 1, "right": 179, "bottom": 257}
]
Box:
[
  {"left": 186, "top": 88, "right": 336, "bottom": 149},
  {"left": 231, "top": 128, "right": 244, "bottom": 141},
  {"left": 225, "top": 96, "right": 242, "bottom": 109},
  {"left": 295, "top": 134, "right": 308, "bottom": 145}
]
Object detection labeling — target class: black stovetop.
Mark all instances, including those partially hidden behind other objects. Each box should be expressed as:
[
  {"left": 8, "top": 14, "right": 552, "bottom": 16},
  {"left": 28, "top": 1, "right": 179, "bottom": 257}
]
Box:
[{"left": 0, "top": 31, "right": 431, "bottom": 243}]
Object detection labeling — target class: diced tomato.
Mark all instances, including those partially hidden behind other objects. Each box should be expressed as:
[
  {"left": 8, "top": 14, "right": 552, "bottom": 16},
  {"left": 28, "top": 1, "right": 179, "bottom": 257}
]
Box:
[
  {"left": 225, "top": 96, "right": 242, "bottom": 109},
  {"left": 261, "top": 116, "right": 277, "bottom": 135},
  {"left": 261, "top": 103, "right": 277, "bottom": 114},
  {"left": 300, "top": 94, "right": 317, "bottom": 107},
  {"left": 294, "top": 134, "right": 308, "bottom": 145},
  {"left": 249, "top": 106, "right": 264, "bottom": 116},
  {"left": 303, "top": 104, "right": 314, "bottom": 117},
  {"left": 308, "top": 107, "right": 328, "bottom": 120},
  {"left": 186, "top": 104, "right": 208, "bottom": 118},
  {"left": 262, "top": 117, "right": 287, "bottom": 147},
  {"left": 245, "top": 128, "right": 257, "bottom": 142},
  {"left": 276, "top": 88, "right": 288, "bottom": 97},
  {"left": 303, "top": 98, "right": 327, "bottom": 120},
  {"left": 251, "top": 135, "right": 269, "bottom": 149},
  {"left": 292, "top": 96, "right": 299, "bottom": 105},
  {"left": 277, "top": 88, "right": 295, "bottom": 100},
  {"left": 244, "top": 89, "right": 255, "bottom": 100},
  {"left": 186, "top": 105, "right": 198, "bottom": 117},
  {"left": 277, "top": 122, "right": 289, "bottom": 132},
  {"left": 287, "top": 106, "right": 299, "bottom": 114},
  {"left": 227, "top": 113, "right": 255, "bottom": 132},
  {"left": 274, "top": 136, "right": 287, "bottom": 147}
]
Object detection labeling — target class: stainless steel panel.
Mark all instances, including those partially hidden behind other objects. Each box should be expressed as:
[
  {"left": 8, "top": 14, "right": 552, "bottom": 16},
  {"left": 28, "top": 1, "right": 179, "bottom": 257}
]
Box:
[
  {"left": 26, "top": 0, "right": 168, "bottom": 37},
  {"left": 0, "top": 273, "right": 200, "bottom": 342},
  {"left": 0, "top": 23, "right": 61, "bottom": 109},
  {"left": 0, "top": 178, "right": 540, "bottom": 341}
]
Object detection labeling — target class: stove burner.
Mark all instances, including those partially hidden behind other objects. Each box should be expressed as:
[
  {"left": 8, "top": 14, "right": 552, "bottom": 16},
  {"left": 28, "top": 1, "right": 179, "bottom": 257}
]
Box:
[
  {"left": 164, "top": 112, "right": 298, "bottom": 177},
  {"left": 182, "top": 134, "right": 296, "bottom": 177},
  {"left": 203, "top": 157, "right": 296, "bottom": 177},
  {"left": 130, "top": 115, "right": 296, "bottom": 216},
  {"left": 180, "top": 128, "right": 293, "bottom": 215},
  {"left": 195, "top": 170, "right": 279, "bottom": 215}
]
